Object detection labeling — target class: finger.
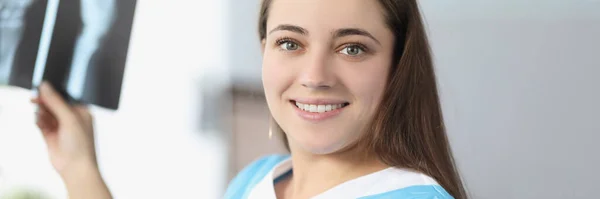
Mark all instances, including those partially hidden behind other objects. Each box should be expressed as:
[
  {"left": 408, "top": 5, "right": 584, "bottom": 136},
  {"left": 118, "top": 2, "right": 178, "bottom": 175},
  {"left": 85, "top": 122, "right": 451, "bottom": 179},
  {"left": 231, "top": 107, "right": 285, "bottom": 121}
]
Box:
[
  {"left": 36, "top": 116, "right": 51, "bottom": 133},
  {"left": 36, "top": 116, "right": 57, "bottom": 145},
  {"left": 31, "top": 97, "right": 40, "bottom": 104},
  {"left": 38, "top": 105, "right": 57, "bottom": 126},
  {"left": 38, "top": 82, "right": 75, "bottom": 121},
  {"left": 36, "top": 118, "right": 54, "bottom": 133},
  {"left": 36, "top": 106, "right": 58, "bottom": 132}
]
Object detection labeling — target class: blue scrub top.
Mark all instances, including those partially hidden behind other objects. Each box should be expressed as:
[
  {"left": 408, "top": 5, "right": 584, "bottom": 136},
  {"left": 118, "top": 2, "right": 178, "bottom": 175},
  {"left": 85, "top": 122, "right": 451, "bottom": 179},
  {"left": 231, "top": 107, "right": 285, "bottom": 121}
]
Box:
[{"left": 223, "top": 154, "right": 454, "bottom": 199}]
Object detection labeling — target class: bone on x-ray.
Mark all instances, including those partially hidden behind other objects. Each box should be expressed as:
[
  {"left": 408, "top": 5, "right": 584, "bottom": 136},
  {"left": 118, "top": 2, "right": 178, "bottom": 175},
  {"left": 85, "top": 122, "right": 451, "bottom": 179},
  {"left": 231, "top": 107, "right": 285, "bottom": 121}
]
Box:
[{"left": 0, "top": 0, "right": 137, "bottom": 110}]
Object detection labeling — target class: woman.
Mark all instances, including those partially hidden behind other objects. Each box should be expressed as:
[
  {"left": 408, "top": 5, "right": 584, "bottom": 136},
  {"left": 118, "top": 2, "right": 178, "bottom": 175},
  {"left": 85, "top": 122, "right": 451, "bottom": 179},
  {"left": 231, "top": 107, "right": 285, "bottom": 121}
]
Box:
[{"left": 32, "top": 0, "right": 468, "bottom": 198}]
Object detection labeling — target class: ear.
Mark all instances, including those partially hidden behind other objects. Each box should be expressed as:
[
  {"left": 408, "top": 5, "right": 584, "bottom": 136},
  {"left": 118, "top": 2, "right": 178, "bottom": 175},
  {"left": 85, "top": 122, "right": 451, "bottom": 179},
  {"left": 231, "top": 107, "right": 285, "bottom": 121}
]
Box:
[{"left": 261, "top": 39, "right": 266, "bottom": 54}]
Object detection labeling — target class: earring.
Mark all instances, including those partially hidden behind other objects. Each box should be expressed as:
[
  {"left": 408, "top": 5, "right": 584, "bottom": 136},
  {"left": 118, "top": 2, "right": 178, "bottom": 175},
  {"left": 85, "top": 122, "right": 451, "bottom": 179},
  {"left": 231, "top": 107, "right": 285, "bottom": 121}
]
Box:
[{"left": 269, "top": 117, "right": 276, "bottom": 140}]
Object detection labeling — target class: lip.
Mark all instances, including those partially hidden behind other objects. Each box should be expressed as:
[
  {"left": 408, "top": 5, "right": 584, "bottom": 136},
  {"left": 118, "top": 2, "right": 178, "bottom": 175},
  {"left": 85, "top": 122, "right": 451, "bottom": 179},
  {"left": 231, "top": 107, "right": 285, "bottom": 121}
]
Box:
[
  {"left": 289, "top": 98, "right": 350, "bottom": 122},
  {"left": 292, "top": 98, "right": 348, "bottom": 105}
]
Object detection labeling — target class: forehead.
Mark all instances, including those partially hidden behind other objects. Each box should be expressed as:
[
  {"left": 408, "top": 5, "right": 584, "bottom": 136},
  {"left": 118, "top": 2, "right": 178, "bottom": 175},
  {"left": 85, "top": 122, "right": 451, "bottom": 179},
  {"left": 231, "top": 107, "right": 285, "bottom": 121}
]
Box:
[{"left": 267, "top": 0, "right": 389, "bottom": 36}]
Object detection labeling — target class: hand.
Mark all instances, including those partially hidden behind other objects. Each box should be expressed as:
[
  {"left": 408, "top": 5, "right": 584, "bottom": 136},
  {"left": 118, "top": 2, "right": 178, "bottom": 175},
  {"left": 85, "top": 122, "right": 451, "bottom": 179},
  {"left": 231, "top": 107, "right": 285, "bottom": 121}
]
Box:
[
  {"left": 32, "top": 82, "right": 112, "bottom": 199},
  {"left": 32, "top": 82, "right": 97, "bottom": 177}
]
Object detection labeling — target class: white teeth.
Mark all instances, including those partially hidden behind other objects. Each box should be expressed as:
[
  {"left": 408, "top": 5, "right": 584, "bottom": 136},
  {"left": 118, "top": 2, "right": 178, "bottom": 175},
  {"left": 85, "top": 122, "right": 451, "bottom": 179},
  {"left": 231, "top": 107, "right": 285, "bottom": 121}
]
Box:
[
  {"left": 309, "top": 105, "right": 317, "bottom": 112},
  {"left": 295, "top": 102, "right": 346, "bottom": 113},
  {"left": 317, "top": 105, "right": 326, "bottom": 113}
]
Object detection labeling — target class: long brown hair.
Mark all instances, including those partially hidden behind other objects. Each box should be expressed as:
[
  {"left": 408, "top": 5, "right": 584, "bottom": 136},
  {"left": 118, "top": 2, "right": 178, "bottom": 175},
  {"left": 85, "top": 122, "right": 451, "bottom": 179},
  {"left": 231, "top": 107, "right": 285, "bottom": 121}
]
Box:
[{"left": 258, "top": 0, "right": 468, "bottom": 198}]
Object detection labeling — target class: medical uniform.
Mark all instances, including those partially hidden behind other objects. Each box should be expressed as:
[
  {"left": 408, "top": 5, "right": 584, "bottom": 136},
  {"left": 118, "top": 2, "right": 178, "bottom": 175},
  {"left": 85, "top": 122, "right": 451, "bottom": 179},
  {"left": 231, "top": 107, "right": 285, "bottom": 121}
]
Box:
[{"left": 224, "top": 154, "right": 454, "bottom": 199}]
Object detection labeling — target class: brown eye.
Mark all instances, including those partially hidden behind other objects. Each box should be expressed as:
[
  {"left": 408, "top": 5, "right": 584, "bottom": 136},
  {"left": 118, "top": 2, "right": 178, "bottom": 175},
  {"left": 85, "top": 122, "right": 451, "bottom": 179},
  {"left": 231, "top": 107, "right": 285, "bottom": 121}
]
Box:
[
  {"left": 340, "top": 45, "right": 364, "bottom": 56},
  {"left": 279, "top": 41, "right": 300, "bottom": 51}
]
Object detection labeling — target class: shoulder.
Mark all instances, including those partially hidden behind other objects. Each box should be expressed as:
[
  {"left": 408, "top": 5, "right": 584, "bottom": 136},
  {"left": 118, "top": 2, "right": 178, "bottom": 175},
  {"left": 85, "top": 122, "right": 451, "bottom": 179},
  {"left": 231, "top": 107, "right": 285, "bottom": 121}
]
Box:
[
  {"left": 359, "top": 168, "right": 454, "bottom": 199},
  {"left": 223, "top": 154, "right": 290, "bottom": 199}
]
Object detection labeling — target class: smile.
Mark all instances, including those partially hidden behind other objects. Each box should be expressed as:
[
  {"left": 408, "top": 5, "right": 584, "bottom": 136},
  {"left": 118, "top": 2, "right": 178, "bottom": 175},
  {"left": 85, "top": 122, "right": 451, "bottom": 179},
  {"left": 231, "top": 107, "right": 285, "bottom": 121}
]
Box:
[
  {"left": 294, "top": 101, "right": 349, "bottom": 113},
  {"left": 290, "top": 100, "right": 350, "bottom": 122}
]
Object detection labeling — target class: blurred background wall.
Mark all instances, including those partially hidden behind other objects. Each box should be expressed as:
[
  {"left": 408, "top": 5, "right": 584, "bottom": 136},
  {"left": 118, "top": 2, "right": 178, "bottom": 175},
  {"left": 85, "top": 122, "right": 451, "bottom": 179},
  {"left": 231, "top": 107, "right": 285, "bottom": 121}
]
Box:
[
  {"left": 422, "top": 1, "right": 599, "bottom": 198},
  {"left": 1, "top": 0, "right": 599, "bottom": 199}
]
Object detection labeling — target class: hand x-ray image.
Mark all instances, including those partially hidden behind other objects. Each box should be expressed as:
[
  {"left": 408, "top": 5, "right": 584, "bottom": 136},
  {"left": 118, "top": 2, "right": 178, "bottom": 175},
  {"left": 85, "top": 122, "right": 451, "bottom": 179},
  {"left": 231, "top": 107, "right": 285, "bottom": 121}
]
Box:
[{"left": 0, "top": 0, "right": 137, "bottom": 110}]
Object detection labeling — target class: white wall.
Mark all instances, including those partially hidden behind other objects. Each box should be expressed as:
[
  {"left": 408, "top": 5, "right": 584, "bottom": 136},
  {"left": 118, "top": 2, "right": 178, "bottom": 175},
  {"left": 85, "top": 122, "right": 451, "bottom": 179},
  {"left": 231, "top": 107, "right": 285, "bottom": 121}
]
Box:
[
  {"left": 1, "top": 1, "right": 232, "bottom": 198},
  {"left": 420, "top": 1, "right": 600, "bottom": 198}
]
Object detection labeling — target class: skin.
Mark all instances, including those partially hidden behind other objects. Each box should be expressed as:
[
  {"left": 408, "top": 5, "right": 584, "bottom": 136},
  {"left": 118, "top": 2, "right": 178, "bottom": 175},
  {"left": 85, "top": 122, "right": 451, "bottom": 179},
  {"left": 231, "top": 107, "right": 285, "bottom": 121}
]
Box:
[
  {"left": 32, "top": 0, "right": 396, "bottom": 198},
  {"left": 262, "top": 0, "right": 395, "bottom": 198}
]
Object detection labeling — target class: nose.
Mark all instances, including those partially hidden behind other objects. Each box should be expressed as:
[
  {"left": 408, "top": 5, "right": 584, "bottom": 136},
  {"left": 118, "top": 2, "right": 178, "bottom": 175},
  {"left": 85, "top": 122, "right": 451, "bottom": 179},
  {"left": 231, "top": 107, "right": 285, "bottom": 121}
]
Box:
[{"left": 299, "top": 51, "right": 336, "bottom": 90}]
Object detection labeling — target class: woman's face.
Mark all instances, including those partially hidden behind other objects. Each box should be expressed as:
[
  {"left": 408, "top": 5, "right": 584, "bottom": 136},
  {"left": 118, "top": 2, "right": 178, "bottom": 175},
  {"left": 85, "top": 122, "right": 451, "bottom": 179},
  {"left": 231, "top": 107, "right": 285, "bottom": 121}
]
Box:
[{"left": 262, "top": 0, "right": 395, "bottom": 154}]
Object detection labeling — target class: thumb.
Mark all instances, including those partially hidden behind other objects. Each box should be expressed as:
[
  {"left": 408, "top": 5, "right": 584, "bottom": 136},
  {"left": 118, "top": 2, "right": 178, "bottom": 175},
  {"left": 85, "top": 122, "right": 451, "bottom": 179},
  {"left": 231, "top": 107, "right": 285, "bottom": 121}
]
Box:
[{"left": 38, "top": 81, "right": 75, "bottom": 122}]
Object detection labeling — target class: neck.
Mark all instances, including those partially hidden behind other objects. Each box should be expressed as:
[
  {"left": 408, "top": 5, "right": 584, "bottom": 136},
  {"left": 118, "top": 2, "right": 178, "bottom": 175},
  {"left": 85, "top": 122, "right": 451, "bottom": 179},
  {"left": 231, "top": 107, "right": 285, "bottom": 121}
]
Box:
[{"left": 281, "top": 141, "right": 389, "bottom": 198}]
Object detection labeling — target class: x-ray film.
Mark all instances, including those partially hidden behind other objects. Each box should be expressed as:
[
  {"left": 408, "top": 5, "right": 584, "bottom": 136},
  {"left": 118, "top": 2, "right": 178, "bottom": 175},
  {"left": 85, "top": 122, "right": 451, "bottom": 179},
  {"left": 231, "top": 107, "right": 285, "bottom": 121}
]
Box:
[{"left": 0, "top": 0, "right": 137, "bottom": 110}]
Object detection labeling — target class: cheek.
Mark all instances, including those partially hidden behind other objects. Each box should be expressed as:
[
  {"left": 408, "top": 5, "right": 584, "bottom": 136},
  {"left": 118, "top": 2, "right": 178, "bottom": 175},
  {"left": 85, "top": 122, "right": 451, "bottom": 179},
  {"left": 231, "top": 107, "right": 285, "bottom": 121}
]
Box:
[
  {"left": 344, "top": 61, "right": 389, "bottom": 112},
  {"left": 262, "top": 52, "right": 294, "bottom": 102}
]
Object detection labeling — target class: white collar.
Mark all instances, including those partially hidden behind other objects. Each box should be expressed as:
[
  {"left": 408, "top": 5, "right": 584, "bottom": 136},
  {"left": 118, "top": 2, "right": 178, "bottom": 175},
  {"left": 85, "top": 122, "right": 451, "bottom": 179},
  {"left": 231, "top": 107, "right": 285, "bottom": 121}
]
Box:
[{"left": 247, "top": 157, "right": 440, "bottom": 199}]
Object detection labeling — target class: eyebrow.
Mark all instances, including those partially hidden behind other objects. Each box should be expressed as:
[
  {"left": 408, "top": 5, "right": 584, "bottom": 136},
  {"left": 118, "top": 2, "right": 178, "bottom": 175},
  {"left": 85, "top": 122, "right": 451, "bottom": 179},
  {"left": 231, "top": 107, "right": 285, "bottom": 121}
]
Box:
[
  {"left": 334, "top": 28, "right": 381, "bottom": 45},
  {"left": 268, "top": 24, "right": 308, "bottom": 35},
  {"left": 268, "top": 24, "right": 380, "bottom": 45}
]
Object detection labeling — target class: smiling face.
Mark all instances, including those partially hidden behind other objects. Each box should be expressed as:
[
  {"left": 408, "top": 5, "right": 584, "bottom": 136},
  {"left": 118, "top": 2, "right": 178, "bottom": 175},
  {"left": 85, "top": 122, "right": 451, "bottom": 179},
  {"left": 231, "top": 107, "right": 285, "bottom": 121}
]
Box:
[{"left": 261, "top": 0, "right": 395, "bottom": 154}]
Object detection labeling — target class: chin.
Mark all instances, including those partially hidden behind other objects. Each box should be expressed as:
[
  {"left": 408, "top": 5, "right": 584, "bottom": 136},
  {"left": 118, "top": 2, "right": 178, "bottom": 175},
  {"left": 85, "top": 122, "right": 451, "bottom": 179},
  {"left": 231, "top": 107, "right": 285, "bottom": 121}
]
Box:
[{"left": 289, "top": 132, "right": 355, "bottom": 155}]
